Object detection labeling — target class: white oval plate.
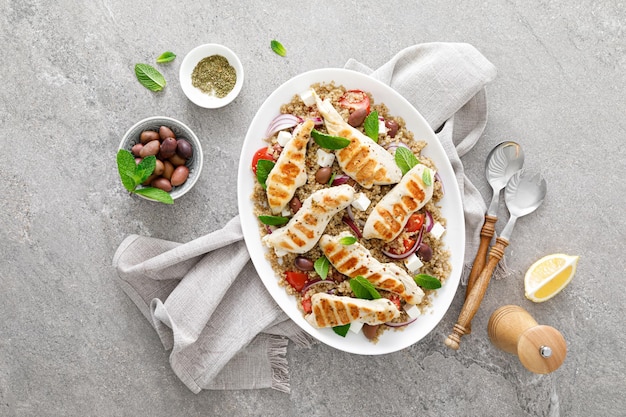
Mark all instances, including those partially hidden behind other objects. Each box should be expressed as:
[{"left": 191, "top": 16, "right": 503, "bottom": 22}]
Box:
[{"left": 237, "top": 68, "right": 465, "bottom": 355}]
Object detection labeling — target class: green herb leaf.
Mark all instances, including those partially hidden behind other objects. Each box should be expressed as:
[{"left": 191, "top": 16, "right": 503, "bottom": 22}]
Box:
[
  {"left": 414, "top": 273, "right": 442, "bottom": 290},
  {"left": 117, "top": 149, "right": 140, "bottom": 192},
  {"left": 312, "top": 129, "right": 351, "bottom": 150},
  {"left": 156, "top": 51, "right": 176, "bottom": 63},
  {"left": 136, "top": 155, "right": 156, "bottom": 184},
  {"left": 349, "top": 276, "right": 381, "bottom": 300},
  {"left": 258, "top": 215, "right": 289, "bottom": 226},
  {"left": 327, "top": 172, "right": 336, "bottom": 186},
  {"left": 364, "top": 110, "right": 379, "bottom": 142},
  {"left": 314, "top": 256, "right": 330, "bottom": 279},
  {"left": 422, "top": 167, "right": 433, "bottom": 186},
  {"left": 134, "top": 63, "right": 166, "bottom": 91},
  {"left": 256, "top": 159, "right": 275, "bottom": 189},
  {"left": 339, "top": 235, "right": 357, "bottom": 245},
  {"left": 332, "top": 324, "right": 350, "bottom": 337},
  {"left": 134, "top": 187, "right": 174, "bottom": 204},
  {"left": 394, "top": 146, "right": 420, "bottom": 176},
  {"left": 270, "top": 40, "right": 287, "bottom": 57}
]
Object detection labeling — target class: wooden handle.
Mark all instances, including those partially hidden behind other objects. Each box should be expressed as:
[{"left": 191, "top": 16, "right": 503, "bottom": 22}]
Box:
[
  {"left": 465, "top": 215, "right": 498, "bottom": 297},
  {"left": 445, "top": 237, "right": 509, "bottom": 350}
]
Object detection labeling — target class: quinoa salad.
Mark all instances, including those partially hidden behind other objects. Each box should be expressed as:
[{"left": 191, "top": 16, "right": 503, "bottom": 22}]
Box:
[{"left": 249, "top": 82, "right": 451, "bottom": 343}]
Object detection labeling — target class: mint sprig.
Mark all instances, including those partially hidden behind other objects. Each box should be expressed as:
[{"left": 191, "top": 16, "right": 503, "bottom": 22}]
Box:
[
  {"left": 314, "top": 256, "right": 330, "bottom": 279},
  {"left": 258, "top": 215, "right": 289, "bottom": 226},
  {"left": 134, "top": 63, "right": 166, "bottom": 91},
  {"left": 339, "top": 235, "right": 357, "bottom": 245},
  {"left": 270, "top": 40, "right": 287, "bottom": 57},
  {"left": 364, "top": 110, "right": 379, "bottom": 142},
  {"left": 414, "top": 273, "right": 442, "bottom": 290},
  {"left": 349, "top": 276, "right": 381, "bottom": 300},
  {"left": 156, "top": 51, "right": 176, "bottom": 63},
  {"left": 116, "top": 149, "right": 174, "bottom": 204},
  {"left": 394, "top": 146, "right": 420, "bottom": 176},
  {"left": 311, "top": 129, "right": 351, "bottom": 150},
  {"left": 256, "top": 159, "right": 275, "bottom": 189}
]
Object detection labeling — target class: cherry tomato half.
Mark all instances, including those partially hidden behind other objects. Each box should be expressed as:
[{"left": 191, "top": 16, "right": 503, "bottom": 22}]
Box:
[
  {"left": 388, "top": 294, "right": 402, "bottom": 311},
  {"left": 405, "top": 213, "right": 425, "bottom": 233},
  {"left": 285, "top": 271, "right": 308, "bottom": 292},
  {"left": 301, "top": 298, "right": 312, "bottom": 314},
  {"left": 338, "top": 90, "right": 370, "bottom": 113},
  {"left": 251, "top": 147, "right": 275, "bottom": 174}
]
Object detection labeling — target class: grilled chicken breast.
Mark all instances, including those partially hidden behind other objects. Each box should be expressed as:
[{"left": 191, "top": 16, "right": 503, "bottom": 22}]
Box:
[
  {"left": 363, "top": 164, "right": 435, "bottom": 242},
  {"left": 263, "top": 184, "right": 355, "bottom": 256},
  {"left": 266, "top": 120, "right": 315, "bottom": 214},
  {"left": 305, "top": 293, "right": 400, "bottom": 328},
  {"left": 319, "top": 232, "right": 425, "bottom": 305},
  {"left": 312, "top": 90, "right": 402, "bottom": 189}
]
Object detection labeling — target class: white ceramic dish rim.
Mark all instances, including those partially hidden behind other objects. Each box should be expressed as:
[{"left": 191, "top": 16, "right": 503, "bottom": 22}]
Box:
[
  {"left": 118, "top": 116, "right": 203, "bottom": 200},
  {"left": 179, "top": 43, "right": 244, "bottom": 109},
  {"left": 237, "top": 68, "right": 465, "bottom": 355}
]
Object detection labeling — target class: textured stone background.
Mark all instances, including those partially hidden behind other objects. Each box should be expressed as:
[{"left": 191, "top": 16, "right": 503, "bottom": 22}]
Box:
[{"left": 1, "top": 0, "right": 624, "bottom": 416}]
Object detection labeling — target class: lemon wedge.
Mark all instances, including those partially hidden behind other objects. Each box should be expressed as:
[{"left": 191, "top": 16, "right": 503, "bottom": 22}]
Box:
[{"left": 524, "top": 254, "right": 579, "bottom": 302}]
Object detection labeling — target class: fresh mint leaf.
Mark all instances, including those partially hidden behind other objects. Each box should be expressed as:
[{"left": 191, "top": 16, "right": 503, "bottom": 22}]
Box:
[
  {"left": 258, "top": 215, "right": 289, "bottom": 226},
  {"left": 339, "top": 235, "right": 357, "bottom": 245},
  {"left": 349, "top": 276, "right": 381, "bottom": 300},
  {"left": 314, "top": 256, "right": 330, "bottom": 279},
  {"left": 156, "top": 51, "right": 176, "bottom": 63},
  {"left": 312, "top": 129, "right": 351, "bottom": 150},
  {"left": 422, "top": 167, "right": 433, "bottom": 186},
  {"left": 364, "top": 110, "right": 379, "bottom": 142},
  {"left": 270, "top": 40, "right": 287, "bottom": 57},
  {"left": 134, "top": 63, "right": 166, "bottom": 92},
  {"left": 136, "top": 155, "right": 156, "bottom": 184},
  {"left": 134, "top": 187, "right": 174, "bottom": 204},
  {"left": 117, "top": 149, "right": 139, "bottom": 192},
  {"left": 414, "top": 273, "right": 442, "bottom": 290},
  {"left": 332, "top": 324, "right": 350, "bottom": 337},
  {"left": 256, "top": 159, "right": 275, "bottom": 189},
  {"left": 394, "top": 146, "right": 420, "bottom": 176}
]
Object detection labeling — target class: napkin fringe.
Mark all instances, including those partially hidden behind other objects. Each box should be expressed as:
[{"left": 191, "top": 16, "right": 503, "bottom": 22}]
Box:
[{"left": 268, "top": 336, "right": 290, "bottom": 393}]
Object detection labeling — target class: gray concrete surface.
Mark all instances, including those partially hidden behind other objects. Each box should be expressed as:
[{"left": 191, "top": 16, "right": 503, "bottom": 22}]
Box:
[{"left": 2, "top": 0, "right": 625, "bottom": 416}]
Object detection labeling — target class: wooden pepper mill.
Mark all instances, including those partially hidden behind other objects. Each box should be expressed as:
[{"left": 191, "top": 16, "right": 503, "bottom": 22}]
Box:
[{"left": 487, "top": 305, "right": 567, "bottom": 374}]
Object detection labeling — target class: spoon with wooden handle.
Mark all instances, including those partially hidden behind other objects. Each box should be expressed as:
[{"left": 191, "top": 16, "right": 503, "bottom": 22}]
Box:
[
  {"left": 446, "top": 169, "right": 547, "bottom": 350},
  {"left": 466, "top": 142, "right": 524, "bottom": 296}
]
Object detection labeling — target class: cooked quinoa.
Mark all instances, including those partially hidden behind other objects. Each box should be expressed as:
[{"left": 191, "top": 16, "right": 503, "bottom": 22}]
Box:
[{"left": 251, "top": 82, "right": 451, "bottom": 342}]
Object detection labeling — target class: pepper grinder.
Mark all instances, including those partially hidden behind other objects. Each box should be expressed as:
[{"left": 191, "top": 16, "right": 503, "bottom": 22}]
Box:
[{"left": 487, "top": 305, "right": 567, "bottom": 374}]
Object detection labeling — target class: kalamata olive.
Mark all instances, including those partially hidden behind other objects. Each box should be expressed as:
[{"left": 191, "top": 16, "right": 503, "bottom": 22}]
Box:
[
  {"left": 417, "top": 242, "right": 433, "bottom": 262},
  {"left": 139, "top": 140, "right": 160, "bottom": 157},
  {"left": 294, "top": 256, "right": 314, "bottom": 271},
  {"left": 140, "top": 130, "right": 160, "bottom": 144},
  {"left": 154, "top": 159, "right": 165, "bottom": 176},
  {"left": 151, "top": 177, "right": 172, "bottom": 192},
  {"left": 176, "top": 139, "right": 193, "bottom": 159},
  {"left": 348, "top": 107, "right": 368, "bottom": 127},
  {"left": 315, "top": 167, "right": 332, "bottom": 184},
  {"left": 385, "top": 119, "right": 400, "bottom": 138},
  {"left": 131, "top": 143, "right": 144, "bottom": 156},
  {"left": 169, "top": 154, "right": 187, "bottom": 166},
  {"left": 159, "top": 137, "right": 177, "bottom": 159},
  {"left": 362, "top": 324, "right": 379, "bottom": 340},
  {"left": 159, "top": 126, "right": 176, "bottom": 140},
  {"left": 170, "top": 165, "right": 189, "bottom": 186},
  {"left": 162, "top": 160, "right": 174, "bottom": 180},
  {"left": 289, "top": 197, "right": 302, "bottom": 214}
]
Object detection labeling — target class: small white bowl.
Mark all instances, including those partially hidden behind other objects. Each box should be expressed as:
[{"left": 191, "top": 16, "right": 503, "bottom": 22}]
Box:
[
  {"left": 119, "top": 116, "right": 203, "bottom": 201},
  {"left": 179, "top": 43, "right": 244, "bottom": 109}
]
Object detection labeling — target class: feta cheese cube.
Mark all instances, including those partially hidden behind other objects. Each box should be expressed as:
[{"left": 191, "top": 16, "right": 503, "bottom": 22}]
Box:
[
  {"left": 281, "top": 207, "right": 291, "bottom": 217},
  {"left": 430, "top": 222, "right": 446, "bottom": 239},
  {"left": 351, "top": 193, "right": 371, "bottom": 211},
  {"left": 276, "top": 131, "right": 292, "bottom": 146},
  {"left": 299, "top": 89, "right": 316, "bottom": 106},
  {"left": 404, "top": 253, "right": 423, "bottom": 274},
  {"left": 349, "top": 320, "right": 364, "bottom": 334},
  {"left": 316, "top": 149, "right": 335, "bottom": 167},
  {"left": 403, "top": 303, "right": 421, "bottom": 319},
  {"left": 378, "top": 120, "right": 388, "bottom": 135}
]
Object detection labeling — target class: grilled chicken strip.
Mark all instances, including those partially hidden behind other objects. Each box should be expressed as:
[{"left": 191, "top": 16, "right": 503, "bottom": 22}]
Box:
[
  {"left": 312, "top": 90, "right": 402, "bottom": 189},
  {"left": 363, "top": 164, "right": 435, "bottom": 242},
  {"left": 266, "top": 120, "right": 315, "bottom": 214},
  {"left": 263, "top": 184, "right": 355, "bottom": 256},
  {"left": 305, "top": 293, "right": 400, "bottom": 328},
  {"left": 319, "top": 232, "right": 425, "bottom": 305}
]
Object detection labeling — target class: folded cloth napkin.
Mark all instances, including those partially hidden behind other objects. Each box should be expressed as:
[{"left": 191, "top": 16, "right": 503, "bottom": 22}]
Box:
[{"left": 112, "top": 42, "right": 496, "bottom": 394}]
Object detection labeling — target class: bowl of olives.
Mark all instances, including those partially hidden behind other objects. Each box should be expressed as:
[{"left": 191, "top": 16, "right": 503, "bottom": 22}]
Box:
[{"left": 118, "top": 116, "right": 203, "bottom": 201}]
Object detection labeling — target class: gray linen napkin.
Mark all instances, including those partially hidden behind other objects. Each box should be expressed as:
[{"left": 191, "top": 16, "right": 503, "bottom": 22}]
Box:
[{"left": 112, "top": 42, "right": 496, "bottom": 394}]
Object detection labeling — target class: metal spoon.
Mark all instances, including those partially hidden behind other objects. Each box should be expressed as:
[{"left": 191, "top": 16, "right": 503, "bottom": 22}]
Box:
[
  {"left": 466, "top": 142, "right": 524, "bottom": 296},
  {"left": 446, "top": 169, "right": 547, "bottom": 350}
]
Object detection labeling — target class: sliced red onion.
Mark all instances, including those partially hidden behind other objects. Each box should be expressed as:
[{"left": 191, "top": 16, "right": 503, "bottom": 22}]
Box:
[
  {"left": 332, "top": 174, "right": 351, "bottom": 186},
  {"left": 434, "top": 172, "right": 444, "bottom": 196},
  {"left": 265, "top": 114, "right": 301, "bottom": 137},
  {"left": 342, "top": 215, "right": 363, "bottom": 238},
  {"left": 385, "top": 317, "right": 418, "bottom": 327},
  {"left": 381, "top": 227, "right": 424, "bottom": 260},
  {"left": 300, "top": 279, "right": 331, "bottom": 294},
  {"left": 385, "top": 142, "right": 410, "bottom": 154},
  {"left": 307, "top": 116, "right": 324, "bottom": 126},
  {"left": 423, "top": 211, "right": 434, "bottom": 232},
  {"left": 265, "top": 225, "right": 276, "bottom": 234}
]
